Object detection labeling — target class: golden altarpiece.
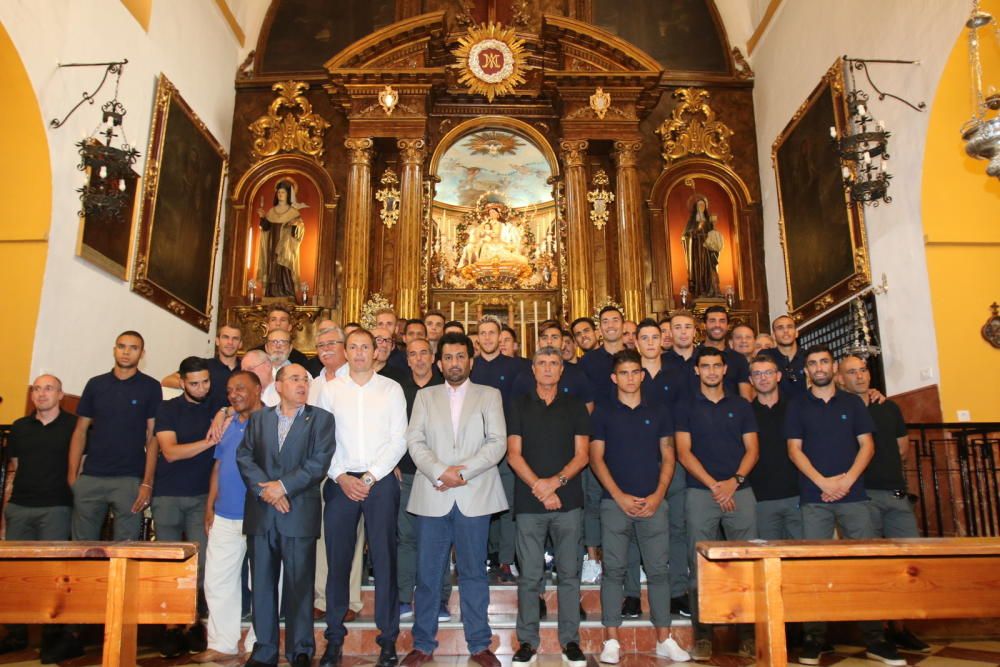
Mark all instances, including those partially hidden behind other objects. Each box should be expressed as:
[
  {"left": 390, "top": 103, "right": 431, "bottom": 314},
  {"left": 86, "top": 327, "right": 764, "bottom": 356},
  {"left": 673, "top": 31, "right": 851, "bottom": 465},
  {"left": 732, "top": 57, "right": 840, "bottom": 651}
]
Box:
[{"left": 218, "top": 0, "right": 768, "bottom": 354}]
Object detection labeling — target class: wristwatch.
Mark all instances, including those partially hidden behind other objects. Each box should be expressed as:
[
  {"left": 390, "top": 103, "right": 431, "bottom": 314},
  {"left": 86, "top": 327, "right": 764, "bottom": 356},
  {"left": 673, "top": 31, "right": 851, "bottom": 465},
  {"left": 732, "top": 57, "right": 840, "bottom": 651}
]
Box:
[
  {"left": 733, "top": 474, "right": 746, "bottom": 485},
  {"left": 558, "top": 474, "right": 569, "bottom": 486},
  {"left": 362, "top": 473, "right": 376, "bottom": 487}
]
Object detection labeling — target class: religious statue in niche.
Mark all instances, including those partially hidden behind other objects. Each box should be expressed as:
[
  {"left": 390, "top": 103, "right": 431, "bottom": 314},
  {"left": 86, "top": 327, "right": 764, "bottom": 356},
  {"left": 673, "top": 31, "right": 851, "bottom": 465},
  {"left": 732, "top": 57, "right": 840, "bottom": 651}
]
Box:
[
  {"left": 681, "top": 194, "right": 724, "bottom": 298},
  {"left": 256, "top": 179, "right": 307, "bottom": 297}
]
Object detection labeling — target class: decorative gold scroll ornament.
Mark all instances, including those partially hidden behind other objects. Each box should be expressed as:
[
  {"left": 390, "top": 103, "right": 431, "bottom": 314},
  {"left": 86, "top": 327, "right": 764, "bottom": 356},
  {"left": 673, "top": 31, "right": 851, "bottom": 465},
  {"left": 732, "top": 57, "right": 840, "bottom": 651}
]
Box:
[
  {"left": 360, "top": 293, "right": 394, "bottom": 331},
  {"left": 656, "top": 88, "right": 734, "bottom": 165},
  {"left": 452, "top": 23, "right": 531, "bottom": 102},
  {"left": 249, "top": 80, "right": 330, "bottom": 164},
  {"left": 590, "top": 87, "right": 611, "bottom": 120}
]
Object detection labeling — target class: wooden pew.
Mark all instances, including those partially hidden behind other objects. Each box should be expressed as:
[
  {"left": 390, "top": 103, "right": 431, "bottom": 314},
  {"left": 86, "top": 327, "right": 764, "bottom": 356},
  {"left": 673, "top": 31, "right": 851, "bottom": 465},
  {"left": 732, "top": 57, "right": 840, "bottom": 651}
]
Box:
[
  {"left": 0, "top": 541, "right": 198, "bottom": 667},
  {"left": 697, "top": 537, "right": 1000, "bottom": 666}
]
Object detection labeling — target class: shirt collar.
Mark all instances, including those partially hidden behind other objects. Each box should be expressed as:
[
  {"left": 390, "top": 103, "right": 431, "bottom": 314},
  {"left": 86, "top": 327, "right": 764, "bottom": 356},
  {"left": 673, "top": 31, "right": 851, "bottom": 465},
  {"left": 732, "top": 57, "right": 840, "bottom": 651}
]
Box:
[{"left": 447, "top": 378, "right": 471, "bottom": 397}]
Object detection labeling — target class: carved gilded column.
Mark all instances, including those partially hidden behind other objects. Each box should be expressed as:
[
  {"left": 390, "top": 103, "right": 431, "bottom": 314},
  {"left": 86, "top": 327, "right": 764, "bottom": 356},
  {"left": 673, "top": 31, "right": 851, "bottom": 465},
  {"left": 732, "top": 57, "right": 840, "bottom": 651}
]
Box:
[
  {"left": 560, "top": 139, "right": 592, "bottom": 321},
  {"left": 613, "top": 140, "right": 645, "bottom": 320},
  {"left": 342, "top": 137, "right": 374, "bottom": 321},
  {"left": 396, "top": 137, "right": 426, "bottom": 319}
]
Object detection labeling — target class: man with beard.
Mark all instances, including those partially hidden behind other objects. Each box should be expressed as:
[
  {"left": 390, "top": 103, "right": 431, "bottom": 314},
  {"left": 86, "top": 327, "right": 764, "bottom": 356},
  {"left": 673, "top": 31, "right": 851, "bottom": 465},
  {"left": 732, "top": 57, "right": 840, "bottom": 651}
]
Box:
[
  {"left": 786, "top": 346, "right": 902, "bottom": 666},
  {"left": 658, "top": 317, "right": 673, "bottom": 352},
  {"left": 153, "top": 356, "right": 228, "bottom": 657},
  {"left": 402, "top": 333, "right": 507, "bottom": 667},
  {"left": 762, "top": 315, "right": 807, "bottom": 397},
  {"left": 579, "top": 306, "right": 627, "bottom": 405},
  {"left": 162, "top": 324, "right": 243, "bottom": 404},
  {"left": 697, "top": 306, "right": 752, "bottom": 400},
  {"left": 570, "top": 317, "right": 598, "bottom": 353},
  {"left": 252, "top": 305, "right": 309, "bottom": 367},
  {"left": 69, "top": 331, "right": 161, "bottom": 541},
  {"left": 193, "top": 371, "right": 264, "bottom": 663},
  {"left": 621, "top": 320, "right": 637, "bottom": 351},
  {"left": 471, "top": 317, "right": 524, "bottom": 582},
  {"left": 561, "top": 329, "right": 579, "bottom": 364},
  {"left": 238, "top": 364, "right": 336, "bottom": 667},
  {"left": 265, "top": 329, "right": 294, "bottom": 377}
]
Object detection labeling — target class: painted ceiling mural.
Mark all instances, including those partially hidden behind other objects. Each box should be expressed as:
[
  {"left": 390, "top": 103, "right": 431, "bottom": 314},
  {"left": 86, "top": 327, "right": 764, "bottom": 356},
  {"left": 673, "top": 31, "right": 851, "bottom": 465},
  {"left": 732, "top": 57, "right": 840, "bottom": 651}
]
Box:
[{"left": 435, "top": 130, "right": 553, "bottom": 208}]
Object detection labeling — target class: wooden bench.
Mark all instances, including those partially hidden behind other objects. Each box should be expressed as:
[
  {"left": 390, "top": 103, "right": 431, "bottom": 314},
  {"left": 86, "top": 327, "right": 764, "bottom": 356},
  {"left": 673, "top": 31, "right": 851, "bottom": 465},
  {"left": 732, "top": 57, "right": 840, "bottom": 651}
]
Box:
[
  {"left": 0, "top": 541, "right": 198, "bottom": 667},
  {"left": 697, "top": 537, "right": 1000, "bottom": 666}
]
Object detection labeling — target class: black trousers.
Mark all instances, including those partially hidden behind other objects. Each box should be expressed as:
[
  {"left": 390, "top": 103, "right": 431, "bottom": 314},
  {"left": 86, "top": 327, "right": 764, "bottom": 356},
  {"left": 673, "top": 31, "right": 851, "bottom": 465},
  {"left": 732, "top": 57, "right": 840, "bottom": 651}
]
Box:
[
  {"left": 323, "top": 475, "right": 400, "bottom": 647},
  {"left": 248, "top": 528, "right": 317, "bottom": 663}
]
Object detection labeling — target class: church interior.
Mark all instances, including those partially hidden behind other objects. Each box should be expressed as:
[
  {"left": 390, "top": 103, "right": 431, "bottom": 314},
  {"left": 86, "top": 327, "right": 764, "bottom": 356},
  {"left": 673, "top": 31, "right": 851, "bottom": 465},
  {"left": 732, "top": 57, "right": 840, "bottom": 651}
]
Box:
[{"left": 1, "top": 0, "right": 999, "bottom": 665}]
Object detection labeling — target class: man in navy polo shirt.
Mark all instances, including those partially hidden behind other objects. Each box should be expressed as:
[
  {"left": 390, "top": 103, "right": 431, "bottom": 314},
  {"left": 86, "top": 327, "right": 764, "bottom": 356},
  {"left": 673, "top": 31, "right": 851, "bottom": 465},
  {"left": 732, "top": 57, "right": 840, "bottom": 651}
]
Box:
[
  {"left": 579, "top": 306, "right": 627, "bottom": 405},
  {"left": 762, "top": 315, "right": 807, "bottom": 397},
  {"left": 570, "top": 317, "right": 598, "bottom": 353},
  {"left": 69, "top": 330, "right": 162, "bottom": 541},
  {"left": 675, "top": 346, "right": 759, "bottom": 662},
  {"left": 472, "top": 317, "right": 526, "bottom": 582},
  {"left": 786, "top": 345, "right": 902, "bottom": 667},
  {"left": 696, "top": 306, "right": 752, "bottom": 400},
  {"left": 153, "top": 356, "right": 228, "bottom": 657},
  {"left": 590, "top": 350, "right": 690, "bottom": 665},
  {"left": 663, "top": 310, "right": 697, "bottom": 386},
  {"left": 162, "top": 324, "right": 242, "bottom": 404}
]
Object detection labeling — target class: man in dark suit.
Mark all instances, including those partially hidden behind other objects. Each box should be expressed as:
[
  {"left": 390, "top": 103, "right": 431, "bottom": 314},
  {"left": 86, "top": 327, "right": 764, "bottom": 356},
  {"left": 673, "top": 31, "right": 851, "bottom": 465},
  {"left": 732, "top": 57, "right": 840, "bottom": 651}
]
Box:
[{"left": 237, "top": 363, "right": 336, "bottom": 667}]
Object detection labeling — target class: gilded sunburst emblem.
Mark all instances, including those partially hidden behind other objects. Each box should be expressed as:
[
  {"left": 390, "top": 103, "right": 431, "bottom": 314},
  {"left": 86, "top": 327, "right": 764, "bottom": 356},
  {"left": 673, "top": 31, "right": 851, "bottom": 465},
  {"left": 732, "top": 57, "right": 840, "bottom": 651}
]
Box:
[
  {"left": 452, "top": 23, "right": 531, "bottom": 102},
  {"left": 464, "top": 131, "right": 524, "bottom": 156}
]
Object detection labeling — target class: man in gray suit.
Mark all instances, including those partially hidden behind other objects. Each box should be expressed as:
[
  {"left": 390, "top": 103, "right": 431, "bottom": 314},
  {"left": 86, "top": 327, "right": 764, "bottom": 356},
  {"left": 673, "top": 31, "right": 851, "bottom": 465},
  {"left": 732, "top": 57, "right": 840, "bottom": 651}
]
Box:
[
  {"left": 236, "top": 363, "right": 336, "bottom": 667},
  {"left": 401, "top": 333, "right": 508, "bottom": 667}
]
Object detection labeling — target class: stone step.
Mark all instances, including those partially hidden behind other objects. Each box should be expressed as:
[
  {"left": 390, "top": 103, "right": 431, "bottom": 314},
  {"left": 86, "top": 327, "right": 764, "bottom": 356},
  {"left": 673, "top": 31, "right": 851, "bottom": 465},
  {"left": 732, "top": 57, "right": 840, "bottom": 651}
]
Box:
[
  {"left": 356, "top": 584, "right": 657, "bottom": 616},
  {"left": 244, "top": 615, "right": 695, "bottom": 656}
]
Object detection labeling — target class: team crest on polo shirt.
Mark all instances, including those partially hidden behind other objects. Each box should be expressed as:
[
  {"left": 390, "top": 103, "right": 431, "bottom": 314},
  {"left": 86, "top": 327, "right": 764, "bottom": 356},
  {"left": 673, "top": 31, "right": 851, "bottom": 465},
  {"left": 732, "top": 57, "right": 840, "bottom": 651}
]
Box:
[
  {"left": 563, "top": 387, "right": 569, "bottom": 393},
  {"left": 728, "top": 412, "right": 734, "bottom": 418},
  {"left": 131, "top": 399, "right": 137, "bottom": 405},
  {"left": 500, "top": 375, "right": 505, "bottom": 380},
  {"left": 644, "top": 419, "right": 651, "bottom": 425},
  {"left": 841, "top": 414, "right": 847, "bottom": 420}
]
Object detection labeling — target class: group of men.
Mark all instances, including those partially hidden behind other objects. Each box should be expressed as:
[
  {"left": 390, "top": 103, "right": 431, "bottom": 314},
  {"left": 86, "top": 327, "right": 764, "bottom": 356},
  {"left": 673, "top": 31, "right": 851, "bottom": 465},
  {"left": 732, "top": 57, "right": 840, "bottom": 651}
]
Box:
[{"left": 2, "top": 302, "right": 926, "bottom": 667}]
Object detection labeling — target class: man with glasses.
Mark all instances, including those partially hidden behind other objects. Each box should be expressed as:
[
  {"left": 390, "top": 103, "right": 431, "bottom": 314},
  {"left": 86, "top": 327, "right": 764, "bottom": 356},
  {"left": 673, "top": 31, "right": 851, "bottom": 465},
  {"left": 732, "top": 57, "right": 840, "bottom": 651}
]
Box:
[
  {"left": 265, "top": 329, "right": 294, "bottom": 375},
  {"left": 373, "top": 325, "right": 409, "bottom": 384},
  {"left": 253, "top": 305, "right": 309, "bottom": 366}
]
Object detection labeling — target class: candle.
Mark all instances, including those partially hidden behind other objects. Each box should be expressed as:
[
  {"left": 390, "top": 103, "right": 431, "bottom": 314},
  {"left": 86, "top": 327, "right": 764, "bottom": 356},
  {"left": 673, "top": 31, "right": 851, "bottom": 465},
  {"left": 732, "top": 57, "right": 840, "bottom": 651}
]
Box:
[
  {"left": 546, "top": 302, "right": 551, "bottom": 322},
  {"left": 857, "top": 104, "right": 866, "bottom": 116},
  {"left": 450, "top": 301, "right": 455, "bottom": 321},
  {"left": 519, "top": 300, "right": 526, "bottom": 354},
  {"left": 245, "top": 227, "right": 253, "bottom": 271},
  {"left": 842, "top": 166, "right": 850, "bottom": 179},
  {"left": 829, "top": 126, "right": 837, "bottom": 138},
  {"left": 863, "top": 151, "right": 872, "bottom": 164},
  {"left": 533, "top": 301, "right": 539, "bottom": 344},
  {"left": 464, "top": 302, "right": 469, "bottom": 328},
  {"left": 436, "top": 301, "right": 441, "bottom": 311}
]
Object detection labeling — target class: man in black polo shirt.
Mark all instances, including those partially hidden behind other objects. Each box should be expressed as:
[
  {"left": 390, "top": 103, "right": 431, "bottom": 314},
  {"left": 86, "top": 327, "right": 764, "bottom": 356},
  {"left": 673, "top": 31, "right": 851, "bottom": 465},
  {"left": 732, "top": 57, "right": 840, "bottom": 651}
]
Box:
[
  {"left": 1, "top": 374, "right": 84, "bottom": 662},
  {"left": 838, "top": 355, "right": 929, "bottom": 654},
  {"left": 697, "top": 306, "right": 752, "bottom": 400},
  {"left": 762, "top": 315, "right": 806, "bottom": 398},
  {"left": 153, "top": 356, "right": 227, "bottom": 657},
  {"left": 397, "top": 337, "right": 451, "bottom": 622},
  {"left": 471, "top": 317, "right": 525, "bottom": 581},
  {"left": 590, "top": 350, "right": 690, "bottom": 665},
  {"left": 69, "top": 330, "right": 162, "bottom": 541},
  {"left": 676, "top": 346, "right": 758, "bottom": 662},
  {"left": 747, "top": 355, "right": 801, "bottom": 540},
  {"left": 506, "top": 346, "right": 591, "bottom": 666},
  {"left": 512, "top": 323, "right": 594, "bottom": 408},
  {"left": 162, "top": 324, "right": 242, "bottom": 403},
  {"left": 786, "top": 345, "right": 902, "bottom": 666}
]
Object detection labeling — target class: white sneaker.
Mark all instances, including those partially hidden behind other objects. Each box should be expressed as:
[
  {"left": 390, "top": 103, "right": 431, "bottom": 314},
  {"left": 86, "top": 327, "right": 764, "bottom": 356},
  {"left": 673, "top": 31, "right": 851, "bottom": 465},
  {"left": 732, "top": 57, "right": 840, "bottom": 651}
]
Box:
[
  {"left": 510, "top": 562, "right": 520, "bottom": 578},
  {"left": 599, "top": 639, "right": 620, "bottom": 664},
  {"left": 640, "top": 566, "right": 648, "bottom": 584},
  {"left": 581, "top": 557, "right": 602, "bottom": 584},
  {"left": 656, "top": 637, "right": 691, "bottom": 662}
]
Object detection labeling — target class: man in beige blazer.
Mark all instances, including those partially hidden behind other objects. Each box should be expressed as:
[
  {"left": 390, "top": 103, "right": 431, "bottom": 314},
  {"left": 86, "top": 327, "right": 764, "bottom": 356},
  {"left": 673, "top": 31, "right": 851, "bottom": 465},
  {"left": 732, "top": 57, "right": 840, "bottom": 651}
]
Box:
[{"left": 401, "top": 332, "right": 507, "bottom": 667}]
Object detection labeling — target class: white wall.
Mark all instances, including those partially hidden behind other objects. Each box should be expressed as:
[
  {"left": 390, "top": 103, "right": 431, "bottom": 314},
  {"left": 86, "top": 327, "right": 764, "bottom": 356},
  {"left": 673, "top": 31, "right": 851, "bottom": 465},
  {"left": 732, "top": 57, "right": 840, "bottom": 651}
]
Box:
[
  {"left": 749, "top": 0, "right": 968, "bottom": 394},
  {"left": 0, "top": 0, "right": 245, "bottom": 395}
]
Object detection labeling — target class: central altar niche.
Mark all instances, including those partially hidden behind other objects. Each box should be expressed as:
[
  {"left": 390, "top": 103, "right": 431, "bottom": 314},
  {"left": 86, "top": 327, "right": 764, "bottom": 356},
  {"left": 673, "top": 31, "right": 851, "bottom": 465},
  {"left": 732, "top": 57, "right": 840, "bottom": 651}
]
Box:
[{"left": 427, "top": 120, "right": 562, "bottom": 333}]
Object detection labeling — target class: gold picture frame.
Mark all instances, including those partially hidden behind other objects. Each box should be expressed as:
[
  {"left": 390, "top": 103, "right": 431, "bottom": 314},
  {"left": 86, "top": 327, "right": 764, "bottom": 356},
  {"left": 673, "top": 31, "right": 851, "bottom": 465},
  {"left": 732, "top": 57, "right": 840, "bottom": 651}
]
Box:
[
  {"left": 132, "top": 75, "right": 229, "bottom": 331},
  {"left": 772, "top": 59, "right": 871, "bottom": 321}
]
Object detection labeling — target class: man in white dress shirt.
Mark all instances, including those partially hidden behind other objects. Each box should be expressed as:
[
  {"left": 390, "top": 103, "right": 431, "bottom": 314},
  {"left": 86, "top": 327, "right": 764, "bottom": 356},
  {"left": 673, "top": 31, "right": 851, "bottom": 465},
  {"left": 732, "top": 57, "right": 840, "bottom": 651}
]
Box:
[
  {"left": 318, "top": 328, "right": 407, "bottom": 667},
  {"left": 241, "top": 350, "right": 279, "bottom": 407}
]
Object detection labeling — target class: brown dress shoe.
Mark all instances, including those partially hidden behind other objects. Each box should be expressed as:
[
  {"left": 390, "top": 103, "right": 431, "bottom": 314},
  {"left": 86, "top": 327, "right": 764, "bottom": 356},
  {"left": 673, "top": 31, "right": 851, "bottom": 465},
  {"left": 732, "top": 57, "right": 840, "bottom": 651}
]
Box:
[
  {"left": 400, "top": 649, "right": 434, "bottom": 667},
  {"left": 191, "top": 648, "right": 240, "bottom": 663},
  {"left": 343, "top": 609, "right": 358, "bottom": 622},
  {"left": 469, "top": 649, "right": 501, "bottom": 667},
  {"left": 314, "top": 607, "right": 326, "bottom": 620}
]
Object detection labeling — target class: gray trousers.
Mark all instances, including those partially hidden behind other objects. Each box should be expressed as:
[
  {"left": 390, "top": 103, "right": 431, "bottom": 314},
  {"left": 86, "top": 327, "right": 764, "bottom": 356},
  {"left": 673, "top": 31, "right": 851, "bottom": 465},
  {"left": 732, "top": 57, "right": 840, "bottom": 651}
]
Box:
[
  {"left": 755, "top": 496, "right": 803, "bottom": 540},
  {"left": 600, "top": 499, "right": 672, "bottom": 628},
  {"left": 624, "top": 470, "right": 689, "bottom": 599},
  {"left": 867, "top": 489, "right": 919, "bottom": 538},
  {"left": 515, "top": 509, "right": 582, "bottom": 647},
  {"left": 801, "top": 501, "right": 883, "bottom": 645},
  {"left": 398, "top": 473, "right": 452, "bottom": 605},
  {"left": 5, "top": 503, "right": 72, "bottom": 541},
  {"left": 153, "top": 494, "right": 209, "bottom": 589},
  {"left": 71, "top": 474, "right": 143, "bottom": 541},
  {"left": 686, "top": 487, "right": 757, "bottom": 640},
  {"left": 488, "top": 460, "right": 516, "bottom": 564},
  {"left": 582, "top": 467, "right": 603, "bottom": 548}
]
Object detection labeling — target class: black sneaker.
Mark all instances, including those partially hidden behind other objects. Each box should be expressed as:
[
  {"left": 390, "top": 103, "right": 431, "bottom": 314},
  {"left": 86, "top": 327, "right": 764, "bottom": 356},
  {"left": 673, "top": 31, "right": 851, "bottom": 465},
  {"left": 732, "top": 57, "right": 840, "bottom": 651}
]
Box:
[
  {"left": 621, "top": 596, "right": 641, "bottom": 619},
  {"left": 562, "top": 642, "right": 586, "bottom": 667},
  {"left": 670, "top": 595, "right": 691, "bottom": 617},
  {"left": 39, "top": 634, "right": 84, "bottom": 665},
  {"left": 866, "top": 640, "right": 907, "bottom": 666},
  {"left": 887, "top": 628, "right": 930, "bottom": 653},
  {"left": 797, "top": 639, "right": 822, "bottom": 665},
  {"left": 159, "top": 627, "right": 187, "bottom": 659},
  {"left": 186, "top": 622, "right": 208, "bottom": 653},
  {"left": 539, "top": 596, "right": 547, "bottom": 620},
  {"left": 513, "top": 642, "right": 536, "bottom": 664},
  {"left": 579, "top": 602, "right": 587, "bottom": 621},
  {"left": 0, "top": 634, "right": 27, "bottom": 655}
]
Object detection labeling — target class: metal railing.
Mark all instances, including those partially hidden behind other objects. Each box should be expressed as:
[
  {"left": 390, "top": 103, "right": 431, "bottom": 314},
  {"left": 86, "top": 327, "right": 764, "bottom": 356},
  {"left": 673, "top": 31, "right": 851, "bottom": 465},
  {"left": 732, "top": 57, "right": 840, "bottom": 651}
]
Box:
[{"left": 906, "top": 422, "right": 1000, "bottom": 537}]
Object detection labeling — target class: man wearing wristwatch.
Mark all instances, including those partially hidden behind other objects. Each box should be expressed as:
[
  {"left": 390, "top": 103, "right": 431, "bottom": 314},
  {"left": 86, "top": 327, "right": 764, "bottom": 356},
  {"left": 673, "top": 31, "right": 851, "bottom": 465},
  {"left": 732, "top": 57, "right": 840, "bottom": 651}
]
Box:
[
  {"left": 317, "top": 328, "right": 408, "bottom": 667},
  {"left": 675, "top": 346, "right": 759, "bottom": 662}
]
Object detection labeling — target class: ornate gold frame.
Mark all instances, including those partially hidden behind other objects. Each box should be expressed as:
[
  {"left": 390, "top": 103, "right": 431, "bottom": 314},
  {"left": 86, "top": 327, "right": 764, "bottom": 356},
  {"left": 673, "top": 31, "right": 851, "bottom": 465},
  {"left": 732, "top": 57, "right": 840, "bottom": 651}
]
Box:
[
  {"left": 772, "top": 59, "right": 871, "bottom": 321},
  {"left": 132, "top": 75, "right": 228, "bottom": 331}
]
